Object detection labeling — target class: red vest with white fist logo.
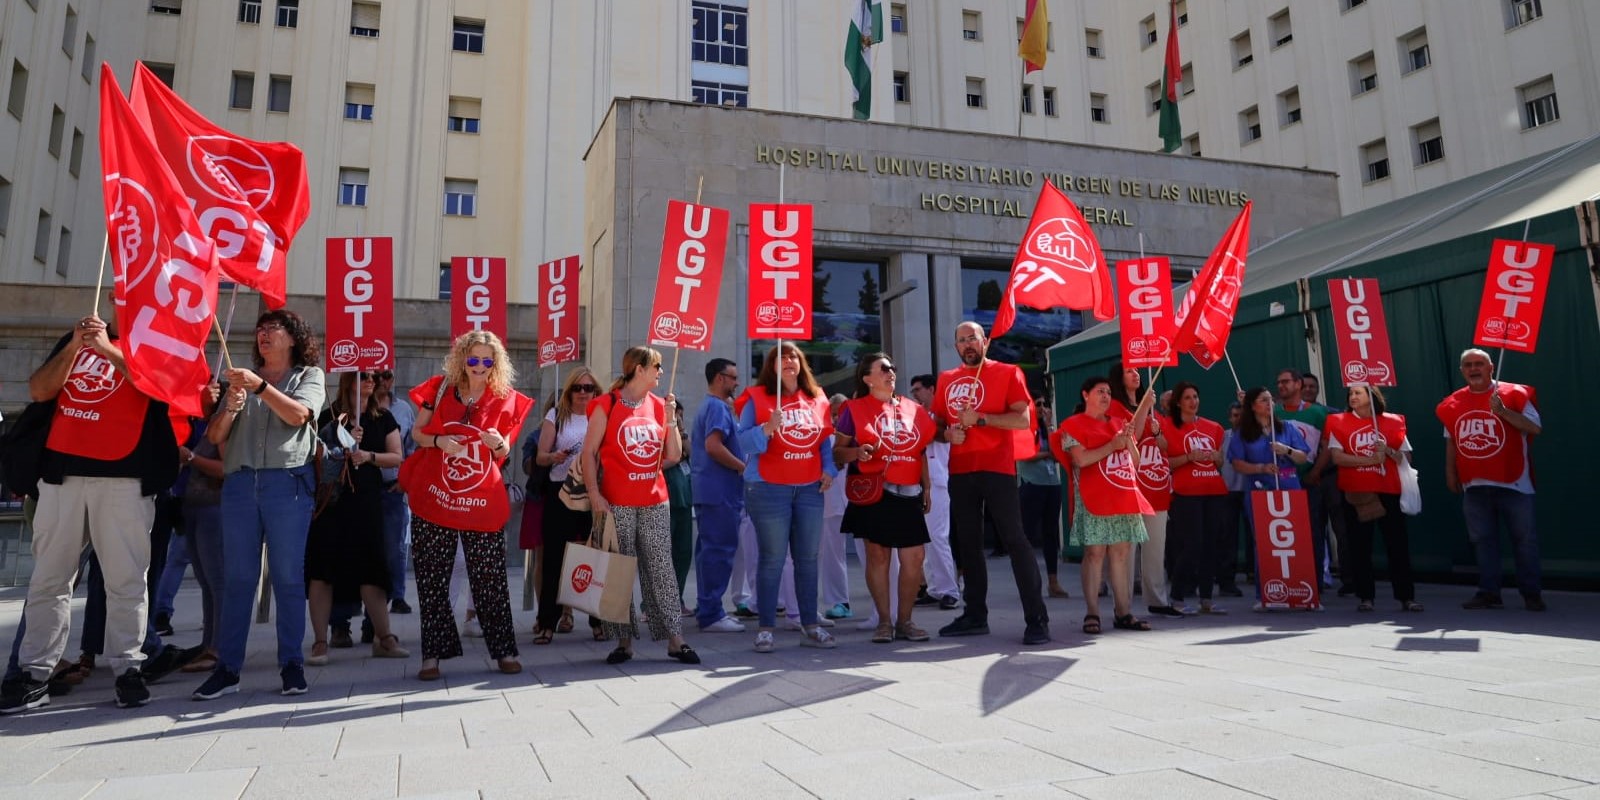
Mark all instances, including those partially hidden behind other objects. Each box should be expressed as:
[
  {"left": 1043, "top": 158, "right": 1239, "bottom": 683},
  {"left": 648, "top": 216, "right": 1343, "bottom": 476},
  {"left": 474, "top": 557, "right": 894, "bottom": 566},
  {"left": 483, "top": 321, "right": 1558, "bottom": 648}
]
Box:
[
  {"left": 845, "top": 395, "right": 934, "bottom": 486},
  {"left": 744, "top": 387, "right": 833, "bottom": 485},
  {"left": 46, "top": 346, "right": 149, "bottom": 461},
  {"left": 1052, "top": 413, "right": 1153, "bottom": 517},
  {"left": 1327, "top": 411, "right": 1407, "bottom": 495}
]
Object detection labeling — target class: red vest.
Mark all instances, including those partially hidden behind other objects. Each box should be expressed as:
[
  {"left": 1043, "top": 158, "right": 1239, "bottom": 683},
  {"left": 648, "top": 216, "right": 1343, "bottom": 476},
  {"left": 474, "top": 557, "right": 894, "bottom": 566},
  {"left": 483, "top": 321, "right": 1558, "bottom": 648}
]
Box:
[
  {"left": 46, "top": 346, "right": 149, "bottom": 461},
  {"left": 744, "top": 387, "right": 834, "bottom": 485},
  {"left": 1134, "top": 433, "right": 1172, "bottom": 512},
  {"left": 1166, "top": 416, "right": 1228, "bottom": 496},
  {"left": 1436, "top": 383, "right": 1535, "bottom": 487},
  {"left": 1327, "top": 411, "right": 1407, "bottom": 495},
  {"left": 594, "top": 392, "right": 669, "bottom": 506},
  {"left": 845, "top": 395, "right": 934, "bottom": 486},
  {"left": 404, "top": 376, "right": 534, "bottom": 532},
  {"left": 1053, "top": 413, "right": 1152, "bottom": 517}
]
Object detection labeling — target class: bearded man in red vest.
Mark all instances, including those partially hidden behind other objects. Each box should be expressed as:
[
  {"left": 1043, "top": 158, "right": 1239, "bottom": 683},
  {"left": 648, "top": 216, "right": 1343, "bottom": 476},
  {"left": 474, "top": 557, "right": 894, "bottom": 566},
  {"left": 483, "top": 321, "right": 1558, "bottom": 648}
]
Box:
[{"left": 1437, "top": 348, "right": 1545, "bottom": 611}]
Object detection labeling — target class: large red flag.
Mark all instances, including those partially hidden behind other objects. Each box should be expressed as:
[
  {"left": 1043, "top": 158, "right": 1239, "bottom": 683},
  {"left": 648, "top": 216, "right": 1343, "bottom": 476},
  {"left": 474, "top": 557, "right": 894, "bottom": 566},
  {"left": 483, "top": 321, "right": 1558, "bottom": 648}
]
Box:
[
  {"left": 1174, "top": 202, "right": 1252, "bottom": 368},
  {"left": 993, "top": 181, "right": 1114, "bottom": 339},
  {"left": 100, "top": 64, "right": 220, "bottom": 421},
  {"left": 129, "top": 62, "right": 308, "bottom": 309}
]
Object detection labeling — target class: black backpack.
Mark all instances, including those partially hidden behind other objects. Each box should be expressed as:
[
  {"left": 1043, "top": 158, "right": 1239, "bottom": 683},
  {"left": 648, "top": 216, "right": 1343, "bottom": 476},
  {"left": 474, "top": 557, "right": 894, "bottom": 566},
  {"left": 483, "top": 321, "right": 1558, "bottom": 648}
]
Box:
[{"left": 0, "top": 400, "right": 58, "bottom": 500}]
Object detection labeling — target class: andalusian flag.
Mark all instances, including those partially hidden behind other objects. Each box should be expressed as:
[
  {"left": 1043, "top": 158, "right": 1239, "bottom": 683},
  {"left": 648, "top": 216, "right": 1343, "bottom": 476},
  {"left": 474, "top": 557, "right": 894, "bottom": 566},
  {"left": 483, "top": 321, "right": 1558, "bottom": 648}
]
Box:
[
  {"left": 1158, "top": 0, "right": 1183, "bottom": 152},
  {"left": 1019, "top": 0, "right": 1049, "bottom": 73},
  {"left": 846, "top": 0, "right": 883, "bottom": 120}
]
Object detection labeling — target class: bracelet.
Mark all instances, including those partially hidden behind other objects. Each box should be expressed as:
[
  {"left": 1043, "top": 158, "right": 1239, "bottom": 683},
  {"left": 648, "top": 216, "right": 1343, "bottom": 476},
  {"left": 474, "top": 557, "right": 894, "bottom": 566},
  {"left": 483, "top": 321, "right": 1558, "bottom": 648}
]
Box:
[{"left": 253, "top": 380, "right": 269, "bottom": 395}]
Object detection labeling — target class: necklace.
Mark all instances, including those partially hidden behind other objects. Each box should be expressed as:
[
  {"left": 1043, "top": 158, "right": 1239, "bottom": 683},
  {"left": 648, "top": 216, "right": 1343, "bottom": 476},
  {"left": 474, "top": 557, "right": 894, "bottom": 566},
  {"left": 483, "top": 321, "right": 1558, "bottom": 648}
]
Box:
[{"left": 618, "top": 394, "right": 643, "bottom": 409}]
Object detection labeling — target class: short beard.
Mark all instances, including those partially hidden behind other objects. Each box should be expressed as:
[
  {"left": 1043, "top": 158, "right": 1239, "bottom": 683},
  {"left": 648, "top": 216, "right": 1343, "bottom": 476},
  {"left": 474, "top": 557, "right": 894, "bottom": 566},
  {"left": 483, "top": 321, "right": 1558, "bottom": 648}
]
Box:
[{"left": 961, "top": 350, "right": 983, "bottom": 366}]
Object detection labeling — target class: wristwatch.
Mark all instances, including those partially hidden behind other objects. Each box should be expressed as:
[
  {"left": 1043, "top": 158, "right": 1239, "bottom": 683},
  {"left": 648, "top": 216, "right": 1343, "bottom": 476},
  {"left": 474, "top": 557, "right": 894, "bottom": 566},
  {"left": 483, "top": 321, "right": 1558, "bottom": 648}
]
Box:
[{"left": 975, "top": 415, "right": 988, "bottom": 427}]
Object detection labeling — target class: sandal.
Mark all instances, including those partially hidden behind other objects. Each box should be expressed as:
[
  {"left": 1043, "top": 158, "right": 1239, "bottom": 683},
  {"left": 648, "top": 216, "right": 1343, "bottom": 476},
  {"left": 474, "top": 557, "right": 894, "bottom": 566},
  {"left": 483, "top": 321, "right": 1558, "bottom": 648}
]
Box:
[
  {"left": 417, "top": 658, "right": 441, "bottom": 681},
  {"left": 497, "top": 657, "right": 523, "bottom": 674},
  {"left": 557, "top": 610, "right": 575, "bottom": 633},
  {"left": 1357, "top": 600, "right": 1375, "bottom": 612},
  {"left": 1401, "top": 600, "right": 1425, "bottom": 612},
  {"left": 306, "top": 641, "right": 330, "bottom": 667},
  {"left": 667, "top": 645, "right": 701, "bottom": 665},
  {"left": 373, "top": 634, "right": 410, "bottom": 659},
  {"left": 894, "top": 621, "right": 930, "bottom": 642},
  {"left": 1113, "top": 614, "right": 1152, "bottom": 631},
  {"left": 532, "top": 629, "right": 554, "bottom": 646},
  {"left": 181, "top": 651, "right": 219, "bottom": 673},
  {"left": 50, "top": 659, "right": 88, "bottom": 686},
  {"left": 592, "top": 626, "right": 611, "bottom": 642},
  {"left": 1082, "top": 615, "right": 1102, "bottom": 635},
  {"left": 605, "top": 646, "right": 633, "bottom": 665},
  {"left": 871, "top": 622, "right": 894, "bottom": 644}
]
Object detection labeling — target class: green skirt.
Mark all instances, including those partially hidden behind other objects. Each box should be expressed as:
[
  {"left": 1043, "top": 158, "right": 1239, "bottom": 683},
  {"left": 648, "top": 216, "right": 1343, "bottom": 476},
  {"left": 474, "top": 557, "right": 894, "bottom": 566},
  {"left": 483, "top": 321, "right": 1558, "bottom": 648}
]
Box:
[{"left": 1067, "top": 482, "right": 1148, "bottom": 547}]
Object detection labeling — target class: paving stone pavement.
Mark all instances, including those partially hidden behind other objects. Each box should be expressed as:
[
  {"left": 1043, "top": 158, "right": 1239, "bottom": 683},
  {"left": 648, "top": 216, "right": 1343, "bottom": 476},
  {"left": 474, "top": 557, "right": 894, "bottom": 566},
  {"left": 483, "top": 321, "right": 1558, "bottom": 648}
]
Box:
[{"left": 1, "top": 559, "right": 1597, "bottom": 799}]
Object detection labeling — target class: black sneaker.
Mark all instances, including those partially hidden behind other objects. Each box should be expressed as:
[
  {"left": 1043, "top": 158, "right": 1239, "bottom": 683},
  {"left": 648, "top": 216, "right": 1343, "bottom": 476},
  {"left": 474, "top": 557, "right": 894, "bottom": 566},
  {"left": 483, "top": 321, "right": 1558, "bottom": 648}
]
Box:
[
  {"left": 360, "top": 617, "right": 375, "bottom": 645},
  {"left": 0, "top": 677, "right": 51, "bottom": 715},
  {"left": 939, "top": 594, "right": 961, "bottom": 611},
  {"left": 280, "top": 663, "right": 308, "bottom": 696},
  {"left": 938, "top": 615, "right": 990, "bottom": 637},
  {"left": 732, "top": 604, "right": 758, "bottom": 619},
  {"left": 330, "top": 626, "right": 354, "bottom": 648},
  {"left": 192, "top": 669, "right": 240, "bottom": 700},
  {"left": 389, "top": 598, "right": 413, "bottom": 614},
  {"left": 1022, "top": 623, "right": 1050, "bottom": 645},
  {"left": 114, "top": 669, "right": 151, "bottom": 708},
  {"left": 1524, "top": 594, "right": 1547, "bottom": 612},
  {"left": 143, "top": 644, "right": 203, "bottom": 685},
  {"left": 1462, "top": 592, "right": 1504, "bottom": 610},
  {"left": 153, "top": 613, "right": 175, "bottom": 637},
  {"left": 914, "top": 590, "right": 940, "bottom": 607},
  {"left": 1148, "top": 605, "right": 1186, "bottom": 618}
]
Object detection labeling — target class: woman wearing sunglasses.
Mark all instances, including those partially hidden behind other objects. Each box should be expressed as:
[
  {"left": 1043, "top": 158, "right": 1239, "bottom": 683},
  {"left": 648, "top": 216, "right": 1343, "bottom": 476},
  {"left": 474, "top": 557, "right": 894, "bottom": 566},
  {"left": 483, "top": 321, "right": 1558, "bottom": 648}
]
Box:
[
  {"left": 403, "top": 332, "right": 534, "bottom": 681},
  {"left": 530, "top": 366, "right": 606, "bottom": 644}
]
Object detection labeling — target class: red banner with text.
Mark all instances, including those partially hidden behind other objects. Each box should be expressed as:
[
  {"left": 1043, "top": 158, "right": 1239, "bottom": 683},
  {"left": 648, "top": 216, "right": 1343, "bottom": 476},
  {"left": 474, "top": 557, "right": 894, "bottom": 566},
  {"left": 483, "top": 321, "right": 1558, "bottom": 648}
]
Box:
[
  {"left": 324, "top": 237, "right": 393, "bottom": 372},
  {"left": 1473, "top": 238, "right": 1554, "bottom": 354},
  {"left": 1327, "top": 278, "right": 1396, "bottom": 386},
  {"left": 748, "top": 204, "right": 813, "bottom": 339},
  {"left": 1251, "top": 490, "right": 1321, "bottom": 610},
  {"left": 450, "top": 257, "right": 507, "bottom": 343},
  {"left": 1116, "top": 257, "right": 1178, "bottom": 368},
  {"left": 649, "top": 200, "right": 730, "bottom": 351},
  {"left": 537, "top": 255, "right": 581, "bottom": 368}
]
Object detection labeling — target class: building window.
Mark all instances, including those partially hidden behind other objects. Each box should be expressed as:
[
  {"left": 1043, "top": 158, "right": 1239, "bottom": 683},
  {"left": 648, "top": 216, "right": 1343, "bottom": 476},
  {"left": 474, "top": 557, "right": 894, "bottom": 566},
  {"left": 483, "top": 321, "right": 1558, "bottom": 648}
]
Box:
[
  {"left": 81, "top": 36, "right": 95, "bottom": 81},
  {"left": 691, "top": 80, "right": 747, "bottom": 107},
  {"left": 56, "top": 227, "right": 71, "bottom": 277},
  {"left": 1089, "top": 93, "right": 1107, "bottom": 123},
  {"left": 238, "top": 0, "right": 260, "bottom": 24},
  {"left": 890, "top": 4, "right": 906, "bottom": 34},
  {"left": 1269, "top": 9, "right": 1292, "bottom": 47},
  {"left": 8, "top": 61, "right": 29, "bottom": 120},
  {"left": 1350, "top": 51, "right": 1377, "bottom": 95},
  {"left": 1085, "top": 28, "right": 1103, "bottom": 58},
  {"left": 338, "top": 168, "right": 369, "bottom": 207},
  {"left": 344, "top": 83, "right": 374, "bottom": 121},
  {"left": 47, "top": 106, "right": 65, "bottom": 158},
  {"left": 892, "top": 72, "right": 908, "bottom": 103},
  {"left": 1519, "top": 75, "right": 1559, "bottom": 129},
  {"left": 351, "top": 1, "right": 380, "bottom": 37},
  {"left": 754, "top": 260, "right": 887, "bottom": 397},
  {"left": 143, "top": 61, "right": 176, "bottom": 88},
  {"left": 69, "top": 129, "right": 84, "bottom": 176},
  {"left": 0, "top": 176, "right": 10, "bottom": 235},
  {"left": 230, "top": 72, "right": 254, "bottom": 109},
  {"left": 275, "top": 0, "right": 298, "bottom": 28},
  {"left": 1175, "top": 0, "right": 1188, "bottom": 26},
  {"left": 34, "top": 211, "right": 51, "bottom": 263},
  {"left": 1043, "top": 86, "right": 1057, "bottom": 117},
  {"left": 1401, "top": 28, "right": 1430, "bottom": 74},
  {"left": 1506, "top": 0, "right": 1542, "bottom": 29},
  {"left": 1185, "top": 133, "right": 1201, "bottom": 157},
  {"left": 692, "top": 2, "right": 748, "bottom": 67},
  {"left": 452, "top": 18, "right": 484, "bottom": 52},
  {"left": 1140, "top": 14, "right": 1157, "bottom": 48},
  {"left": 1180, "top": 63, "right": 1194, "bottom": 96},
  {"left": 965, "top": 77, "right": 984, "bottom": 109},
  {"left": 63, "top": 7, "right": 78, "bottom": 57},
  {"left": 437, "top": 262, "right": 451, "bottom": 299},
  {"left": 1020, "top": 84, "right": 1033, "bottom": 115},
  {"left": 1146, "top": 81, "right": 1161, "bottom": 114},
  {"left": 267, "top": 74, "right": 291, "bottom": 112},
  {"left": 1362, "top": 139, "right": 1390, "bottom": 183},
  {"left": 1343, "top": 0, "right": 1366, "bottom": 9},
  {"left": 443, "top": 179, "right": 477, "bottom": 217},
  {"left": 150, "top": 0, "right": 182, "bottom": 16},
  {"left": 959, "top": 262, "right": 1079, "bottom": 378},
  {"left": 962, "top": 10, "right": 981, "bottom": 41},
  {"left": 1413, "top": 119, "right": 1444, "bottom": 165},
  {"left": 1278, "top": 86, "right": 1301, "bottom": 126},
  {"left": 447, "top": 96, "right": 481, "bottom": 132},
  {"left": 1232, "top": 31, "right": 1252, "bottom": 68},
  {"left": 1240, "top": 106, "right": 1261, "bottom": 144}
]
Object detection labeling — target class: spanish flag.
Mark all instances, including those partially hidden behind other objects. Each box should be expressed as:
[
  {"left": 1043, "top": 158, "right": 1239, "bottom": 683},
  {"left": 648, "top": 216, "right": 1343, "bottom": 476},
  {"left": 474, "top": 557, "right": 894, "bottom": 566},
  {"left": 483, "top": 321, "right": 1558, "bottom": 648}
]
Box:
[{"left": 1019, "top": 0, "right": 1049, "bottom": 73}]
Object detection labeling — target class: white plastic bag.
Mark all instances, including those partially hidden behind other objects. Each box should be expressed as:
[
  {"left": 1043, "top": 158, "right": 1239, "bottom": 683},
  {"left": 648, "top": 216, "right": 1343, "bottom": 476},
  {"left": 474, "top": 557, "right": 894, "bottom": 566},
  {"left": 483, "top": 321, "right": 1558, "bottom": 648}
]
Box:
[{"left": 1399, "top": 460, "right": 1422, "bottom": 515}]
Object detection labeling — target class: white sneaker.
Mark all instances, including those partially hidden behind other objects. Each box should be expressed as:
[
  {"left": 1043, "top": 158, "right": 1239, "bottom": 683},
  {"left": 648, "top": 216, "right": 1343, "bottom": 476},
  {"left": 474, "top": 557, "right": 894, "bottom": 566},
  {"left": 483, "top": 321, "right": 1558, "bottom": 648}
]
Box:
[
  {"left": 856, "top": 617, "right": 882, "bottom": 632},
  {"left": 701, "top": 616, "right": 746, "bottom": 633},
  {"left": 800, "top": 627, "right": 836, "bottom": 649},
  {"left": 753, "top": 631, "right": 776, "bottom": 653},
  {"left": 463, "top": 617, "right": 483, "bottom": 638}
]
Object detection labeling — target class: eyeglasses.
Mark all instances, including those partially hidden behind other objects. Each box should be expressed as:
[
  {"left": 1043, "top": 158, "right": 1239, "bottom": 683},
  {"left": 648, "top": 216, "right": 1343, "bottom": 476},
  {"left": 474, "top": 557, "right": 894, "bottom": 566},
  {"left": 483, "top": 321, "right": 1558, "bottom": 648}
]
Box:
[
  {"left": 256, "top": 323, "right": 285, "bottom": 334},
  {"left": 956, "top": 334, "right": 983, "bottom": 346},
  {"left": 466, "top": 357, "right": 495, "bottom": 368},
  {"left": 719, "top": 372, "right": 739, "bottom": 381},
  {"left": 572, "top": 383, "right": 599, "bottom": 393}
]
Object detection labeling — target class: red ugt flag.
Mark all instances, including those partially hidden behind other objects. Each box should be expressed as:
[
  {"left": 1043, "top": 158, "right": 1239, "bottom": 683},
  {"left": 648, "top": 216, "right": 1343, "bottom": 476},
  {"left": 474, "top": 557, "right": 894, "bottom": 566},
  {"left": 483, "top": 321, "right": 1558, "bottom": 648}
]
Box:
[
  {"left": 129, "top": 62, "right": 309, "bottom": 309},
  {"left": 1473, "top": 238, "right": 1555, "bottom": 354},
  {"left": 1328, "top": 278, "right": 1397, "bottom": 386},
  {"left": 649, "top": 200, "right": 731, "bottom": 351},
  {"left": 992, "top": 181, "right": 1115, "bottom": 339},
  {"left": 100, "top": 64, "right": 220, "bottom": 420},
  {"left": 537, "top": 255, "right": 581, "bottom": 368},
  {"left": 1174, "top": 201, "right": 1252, "bottom": 368}
]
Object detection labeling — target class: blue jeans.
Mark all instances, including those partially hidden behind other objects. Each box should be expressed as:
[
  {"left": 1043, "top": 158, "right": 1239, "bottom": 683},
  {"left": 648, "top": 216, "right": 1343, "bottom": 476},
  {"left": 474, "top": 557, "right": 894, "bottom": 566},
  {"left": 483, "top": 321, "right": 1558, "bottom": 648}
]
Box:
[
  {"left": 216, "top": 466, "right": 313, "bottom": 673},
  {"left": 1463, "top": 486, "right": 1540, "bottom": 597},
  {"left": 745, "top": 481, "right": 824, "bottom": 629},
  {"left": 381, "top": 488, "right": 411, "bottom": 600},
  {"left": 694, "top": 503, "right": 742, "bottom": 629},
  {"left": 154, "top": 531, "right": 191, "bottom": 618}
]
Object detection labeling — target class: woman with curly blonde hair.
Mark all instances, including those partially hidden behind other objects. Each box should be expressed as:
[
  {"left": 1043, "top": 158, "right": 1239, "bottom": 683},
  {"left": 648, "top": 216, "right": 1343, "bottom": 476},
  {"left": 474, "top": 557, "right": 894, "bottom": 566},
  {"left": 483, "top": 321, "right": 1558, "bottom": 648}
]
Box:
[{"left": 404, "top": 331, "right": 534, "bottom": 681}]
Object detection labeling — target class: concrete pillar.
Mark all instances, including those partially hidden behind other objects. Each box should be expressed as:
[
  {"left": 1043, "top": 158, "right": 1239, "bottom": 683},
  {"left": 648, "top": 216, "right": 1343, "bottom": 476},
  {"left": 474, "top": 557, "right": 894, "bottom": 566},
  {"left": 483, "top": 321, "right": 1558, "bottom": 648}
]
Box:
[{"left": 929, "top": 254, "right": 966, "bottom": 374}]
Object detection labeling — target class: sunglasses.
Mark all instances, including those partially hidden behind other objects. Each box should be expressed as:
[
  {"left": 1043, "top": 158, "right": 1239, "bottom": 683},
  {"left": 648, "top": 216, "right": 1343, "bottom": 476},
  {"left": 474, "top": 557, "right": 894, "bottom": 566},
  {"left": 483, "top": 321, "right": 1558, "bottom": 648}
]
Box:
[
  {"left": 878, "top": 363, "right": 897, "bottom": 373},
  {"left": 466, "top": 357, "right": 495, "bottom": 368},
  {"left": 358, "top": 372, "right": 376, "bottom": 380},
  {"left": 572, "top": 383, "right": 599, "bottom": 393}
]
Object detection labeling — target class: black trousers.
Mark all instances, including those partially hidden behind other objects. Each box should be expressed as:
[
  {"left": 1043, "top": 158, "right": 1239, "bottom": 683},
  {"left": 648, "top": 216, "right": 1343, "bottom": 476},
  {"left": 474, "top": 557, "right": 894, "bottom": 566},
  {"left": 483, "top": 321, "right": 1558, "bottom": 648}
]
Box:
[
  {"left": 1169, "top": 493, "right": 1232, "bottom": 601},
  {"left": 536, "top": 480, "right": 602, "bottom": 632},
  {"left": 949, "top": 472, "right": 1047, "bottom": 626},
  {"left": 1342, "top": 493, "right": 1415, "bottom": 603},
  {"left": 1018, "top": 481, "right": 1062, "bottom": 577}
]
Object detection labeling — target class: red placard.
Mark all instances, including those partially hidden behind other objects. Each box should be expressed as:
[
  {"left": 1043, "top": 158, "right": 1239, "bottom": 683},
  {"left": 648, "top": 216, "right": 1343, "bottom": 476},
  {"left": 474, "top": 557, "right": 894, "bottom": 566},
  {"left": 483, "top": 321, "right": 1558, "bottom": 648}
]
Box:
[
  {"left": 451, "top": 257, "right": 507, "bottom": 343},
  {"left": 649, "top": 200, "right": 731, "bottom": 351},
  {"left": 537, "top": 255, "right": 581, "bottom": 368},
  {"left": 324, "top": 237, "right": 393, "bottom": 372},
  {"left": 1474, "top": 239, "right": 1554, "bottom": 354},
  {"left": 1328, "top": 278, "right": 1396, "bottom": 387},
  {"left": 1116, "top": 257, "right": 1178, "bottom": 368},
  {"left": 748, "top": 203, "right": 813, "bottom": 338},
  {"left": 1251, "top": 490, "right": 1321, "bottom": 610}
]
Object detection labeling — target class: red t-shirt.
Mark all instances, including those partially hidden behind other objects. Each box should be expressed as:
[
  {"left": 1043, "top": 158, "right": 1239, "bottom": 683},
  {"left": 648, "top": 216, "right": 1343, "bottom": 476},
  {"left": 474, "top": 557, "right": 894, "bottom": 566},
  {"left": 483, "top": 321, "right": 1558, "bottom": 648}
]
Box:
[
  {"left": 1051, "top": 414, "right": 1152, "bottom": 517},
  {"left": 1435, "top": 383, "right": 1536, "bottom": 488},
  {"left": 931, "top": 359, "right": 1031, "bottom": 476},
  {"left": 1166, "top": 416, "right": 1229, "bottom": 496},
  {"left": 1327, "top": 411, "right": 1407, "bottom": 495},
  {"left": 590, "top": 392, "right": 669, "bottom": 507}
]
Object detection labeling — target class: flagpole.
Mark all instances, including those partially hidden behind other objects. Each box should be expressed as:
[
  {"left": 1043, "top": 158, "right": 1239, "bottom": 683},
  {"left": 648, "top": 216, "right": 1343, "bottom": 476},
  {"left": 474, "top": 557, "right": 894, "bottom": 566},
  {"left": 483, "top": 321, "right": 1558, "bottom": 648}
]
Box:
[
  {"left": 1495, "top": 217, "right": 1534, "bottom": 385},
  {"left": 214, "top": 283, "right": 240, "bottom": 382},
  {"left": 211, "top": 314, "right": 235, "bottom": 372},
  {"left": 91, "top": 233, "right": 109, "bottom": 318},
  {"left": 775, "top": 164, "right": 785, "bottom": 424}
]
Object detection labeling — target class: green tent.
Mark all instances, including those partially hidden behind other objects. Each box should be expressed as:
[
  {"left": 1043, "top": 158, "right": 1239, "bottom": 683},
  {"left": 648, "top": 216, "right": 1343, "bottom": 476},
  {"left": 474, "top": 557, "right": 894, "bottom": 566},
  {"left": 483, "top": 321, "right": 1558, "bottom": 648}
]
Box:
[{"left": 1048, "top": 134, "right": 1600, "bottom": 587}]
